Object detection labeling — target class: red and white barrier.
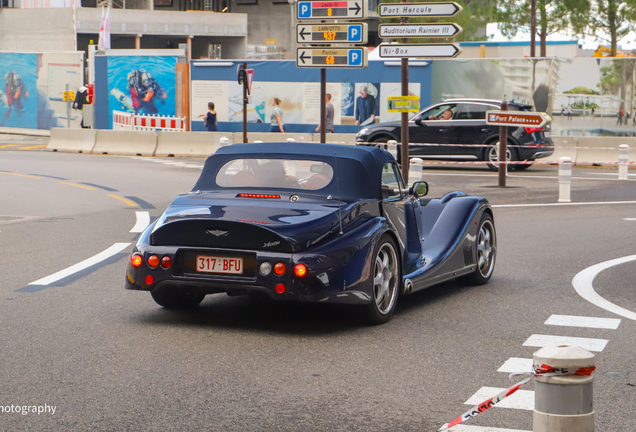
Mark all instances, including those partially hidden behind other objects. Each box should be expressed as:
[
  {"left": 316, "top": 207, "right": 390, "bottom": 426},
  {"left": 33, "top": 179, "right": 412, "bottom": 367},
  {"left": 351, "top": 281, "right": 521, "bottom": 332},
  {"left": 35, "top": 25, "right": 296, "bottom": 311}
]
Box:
[{"left": 112, "top": 110, "right": 186, "bottom": 132}]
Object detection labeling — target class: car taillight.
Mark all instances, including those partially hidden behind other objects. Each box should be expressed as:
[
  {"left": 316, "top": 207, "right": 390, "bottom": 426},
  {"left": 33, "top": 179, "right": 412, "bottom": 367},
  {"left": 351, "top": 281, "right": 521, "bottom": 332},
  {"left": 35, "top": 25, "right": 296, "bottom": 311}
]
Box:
[
  {"left": 294, "top": 264, "right": 308, "bottom": 277},
  {"left": 148, "top": 255, "right": 159, "bottom": 268},
  {"left": 145, "top": 275, "right": 154, "bottom": 285},
  {"left": 131, "top": 254, "right": 143, "bottom": 267},
  {"left": 161, "top": 256, "right": 172, "bottom": 269},
  {"left": 237, "top": 194, "right": 281, "bottom": 199},
  {"left": 524, "top": 127, "right": 543, "bottom": 134},
  {"left": 274, "top": 262, "right": 286, "bottom": 275}
]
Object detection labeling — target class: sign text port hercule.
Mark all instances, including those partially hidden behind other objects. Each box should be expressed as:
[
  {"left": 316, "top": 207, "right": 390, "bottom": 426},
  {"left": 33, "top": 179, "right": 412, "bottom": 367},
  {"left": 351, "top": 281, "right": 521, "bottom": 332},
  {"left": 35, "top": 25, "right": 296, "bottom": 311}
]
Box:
[{"left": 378, "top": 1, "right": 462, "bottom": 17}]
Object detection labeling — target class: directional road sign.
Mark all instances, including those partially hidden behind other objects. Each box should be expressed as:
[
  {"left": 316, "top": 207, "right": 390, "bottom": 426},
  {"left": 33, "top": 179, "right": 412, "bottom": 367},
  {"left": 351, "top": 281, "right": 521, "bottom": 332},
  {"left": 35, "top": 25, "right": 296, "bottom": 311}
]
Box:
[
  {"left": 378, "top": 2, "right": 462, "bottom": 17},
  {"left": 486, "top": 111, "right": 552, "bottom": 128},
  {"left": 296, "top": 47, "right": 368, "bottom": 68},
  {"left": 297, "top": 0, "right": 368, "bottom": 20},
  {"left": 297, "top": 23, "right": 368, "bottom": 44},
  {"left": 378, "top": 23, "right": 462, "bottom": 38},
  {"left": 377, "top": 43, "right": 461, "bottom": 58}
]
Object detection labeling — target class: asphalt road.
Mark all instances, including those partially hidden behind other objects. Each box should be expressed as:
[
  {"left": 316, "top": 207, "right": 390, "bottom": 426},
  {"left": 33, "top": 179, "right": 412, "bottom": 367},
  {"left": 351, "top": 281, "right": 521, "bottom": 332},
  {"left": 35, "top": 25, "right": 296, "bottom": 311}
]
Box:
[{"left": 1, "top": 146, "right": 635, "bottom": 431}]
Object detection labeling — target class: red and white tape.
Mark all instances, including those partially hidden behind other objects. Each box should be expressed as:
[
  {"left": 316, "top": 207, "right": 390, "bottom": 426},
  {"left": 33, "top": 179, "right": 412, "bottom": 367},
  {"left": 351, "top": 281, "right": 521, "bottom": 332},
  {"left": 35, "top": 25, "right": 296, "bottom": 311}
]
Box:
[
  {"left": 328, "top": 141, "right": 632, "bottom": 150},
  {"left": 438, "top": 364, "right": 596, "bottom": 431}
]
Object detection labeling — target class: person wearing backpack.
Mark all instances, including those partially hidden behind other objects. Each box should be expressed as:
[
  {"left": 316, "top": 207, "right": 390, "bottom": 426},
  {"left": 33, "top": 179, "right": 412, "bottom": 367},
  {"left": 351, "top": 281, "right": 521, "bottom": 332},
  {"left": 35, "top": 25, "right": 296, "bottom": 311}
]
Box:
[{"left": 199, "top": 102, "right": 217, "bottom": 131}]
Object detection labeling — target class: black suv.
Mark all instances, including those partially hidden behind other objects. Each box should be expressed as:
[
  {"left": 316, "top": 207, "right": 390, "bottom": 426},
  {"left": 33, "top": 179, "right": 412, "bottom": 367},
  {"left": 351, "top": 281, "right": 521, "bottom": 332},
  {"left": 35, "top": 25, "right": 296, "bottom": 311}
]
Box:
[{"left": 355, "top": 98, "right": 553, "bottom": 170}]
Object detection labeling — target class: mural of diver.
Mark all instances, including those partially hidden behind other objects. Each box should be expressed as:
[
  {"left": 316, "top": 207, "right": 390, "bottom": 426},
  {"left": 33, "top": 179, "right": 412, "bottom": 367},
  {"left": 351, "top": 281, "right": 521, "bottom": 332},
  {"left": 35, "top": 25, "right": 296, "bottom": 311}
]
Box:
[
  {"left": 1, "top": 71, "right": 29, "bottom": 126},
  {"left": 127, "top": 69, "right": 167, "bottom": 114}
]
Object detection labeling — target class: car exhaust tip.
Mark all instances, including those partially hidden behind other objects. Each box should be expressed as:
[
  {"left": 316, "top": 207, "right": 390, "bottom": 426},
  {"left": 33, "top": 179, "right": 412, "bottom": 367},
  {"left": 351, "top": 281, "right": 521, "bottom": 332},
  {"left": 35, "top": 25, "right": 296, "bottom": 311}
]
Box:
[{"left": 404, "top": 279, "right": 413, "bottom": 295}]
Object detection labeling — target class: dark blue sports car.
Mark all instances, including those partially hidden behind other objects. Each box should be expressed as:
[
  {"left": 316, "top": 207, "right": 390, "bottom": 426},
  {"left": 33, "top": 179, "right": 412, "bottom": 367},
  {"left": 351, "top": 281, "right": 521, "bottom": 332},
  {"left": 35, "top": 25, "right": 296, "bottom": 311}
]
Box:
[{"left": 125, "top": 143, "right": 496, "bottom": 324}]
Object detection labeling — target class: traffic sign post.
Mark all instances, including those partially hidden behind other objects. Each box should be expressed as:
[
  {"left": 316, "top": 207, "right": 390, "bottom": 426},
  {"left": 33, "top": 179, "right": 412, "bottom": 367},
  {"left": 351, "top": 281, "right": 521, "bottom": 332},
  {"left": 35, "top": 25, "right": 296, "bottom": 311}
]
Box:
[
  {"left": 297, "top": 23, "right": 368, "bottom": 44},
  {"left": 377, "top": 43, "right": 462, "bottom": 58},
  {"left": 378, "top": 2, "right": 462, "bottom": 17},
  {"left": 378, "top": 23, "right": 461, "bottom": 38},
  {"left": 297, "top": 0, "right": 367, "bottom": 20},
  {"left": 485, "top": 111, "right": 551, "bottom": 128},
  {"left": 296, "top": 47, "right": 367, "bottom": 68}
]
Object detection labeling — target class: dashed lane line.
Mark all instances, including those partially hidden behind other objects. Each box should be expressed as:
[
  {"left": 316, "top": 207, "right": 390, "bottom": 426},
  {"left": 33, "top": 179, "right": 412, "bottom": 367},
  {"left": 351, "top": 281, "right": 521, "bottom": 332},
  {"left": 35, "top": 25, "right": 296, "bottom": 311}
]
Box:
[
  {"left": 106, "top": 194, "right": 139, "bottom": 207},
  {"left": 130, "top": 211, "right": 151, "bottom": 233},
  {"left": 522, "top": 334, "right": 608, "bottom": 352},
  {"left": 572, "top": 254, "right": 636, "bottom": 321},
  {"left": 544, "top": 314, "right": 621, "bottom": 329},
  {"left": 444, "top": 425, "right": 530, "bottom": 432},
  {"left": 22, "top": 242, "right": 131, "bottom": 288},
  {"left": 0, "top": 172, "right": 43, "bottom": 179},
  {"left": 0, "top": 144, "right": 18, "bottom": 148},
  {"left": 19, "top": 144, "right": 48, "bottom": 150},
  {"left": 58, "top": 181, "right": 96, "bottom": 191},
  {"left": 464, "top": 387, "right": 534, "bottom": 411},
  {"left": 623, "top": 218, "right": 636, "bottom": 221},
  {"left": 493, "top": 200, "right": 636, "bottom": 208},
  {"left": 497, "top": 358, "right": 533, "bottom": 374}
]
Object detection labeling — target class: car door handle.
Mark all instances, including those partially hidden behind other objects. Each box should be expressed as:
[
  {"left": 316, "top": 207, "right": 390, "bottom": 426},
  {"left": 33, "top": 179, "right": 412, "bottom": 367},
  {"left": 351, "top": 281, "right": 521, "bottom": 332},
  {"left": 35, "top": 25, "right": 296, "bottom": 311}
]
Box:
[
  {"left": 439, "top": 129, "right": 448, "bottom": 133},
  {"left": 481, "top": 128, "right": 490, "bottom": 132}
]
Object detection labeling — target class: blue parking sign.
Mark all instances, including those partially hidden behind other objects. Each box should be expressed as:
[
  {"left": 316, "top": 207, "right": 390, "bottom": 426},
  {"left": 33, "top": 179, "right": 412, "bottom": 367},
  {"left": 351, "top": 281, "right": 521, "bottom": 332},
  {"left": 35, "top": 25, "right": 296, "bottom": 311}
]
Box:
[
  {"left": 348, "top": 25, "right": 362, "bottom": 42},
  {"left": 348, "top": 49, "right": 362, "bottom": 66},
  {"left": 298, "top": 2, "right": 311, "bottom": 18}
]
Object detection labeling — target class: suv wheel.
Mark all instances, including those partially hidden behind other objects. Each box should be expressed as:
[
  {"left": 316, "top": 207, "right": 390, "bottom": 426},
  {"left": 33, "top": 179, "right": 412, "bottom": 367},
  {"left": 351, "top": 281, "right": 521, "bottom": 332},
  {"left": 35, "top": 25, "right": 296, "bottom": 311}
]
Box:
[{"left": 486, "top": 143, "right": 512, "bottom": 171}]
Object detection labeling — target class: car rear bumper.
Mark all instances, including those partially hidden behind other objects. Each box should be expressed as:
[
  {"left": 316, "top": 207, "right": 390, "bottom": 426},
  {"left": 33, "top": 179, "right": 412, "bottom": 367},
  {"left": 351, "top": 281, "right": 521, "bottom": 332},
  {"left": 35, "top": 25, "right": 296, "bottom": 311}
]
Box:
[{"left": 518, "top": 138, "right": 554, "bottom": 161}]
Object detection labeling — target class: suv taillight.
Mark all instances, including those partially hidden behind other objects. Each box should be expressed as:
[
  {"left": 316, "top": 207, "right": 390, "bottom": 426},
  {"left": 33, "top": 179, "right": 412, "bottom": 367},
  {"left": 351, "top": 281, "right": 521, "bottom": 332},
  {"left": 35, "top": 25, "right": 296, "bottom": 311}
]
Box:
[{"left": 524, "top": 127, "right": 543, "bottom": 134}]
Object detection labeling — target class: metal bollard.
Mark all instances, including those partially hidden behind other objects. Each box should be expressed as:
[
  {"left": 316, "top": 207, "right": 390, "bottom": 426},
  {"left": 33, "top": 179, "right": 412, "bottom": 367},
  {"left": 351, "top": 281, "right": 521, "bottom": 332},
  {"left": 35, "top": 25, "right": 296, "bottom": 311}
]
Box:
[
  {"left": 558, "top": 157, "right": 571, "bottom": 203},
  {"left": 533, "top": 346, "right": 595, "bottom": 432},
  {"left": 386, "top": 140, "right": 398, "bottom": 160},
  {"left": 219, "top": 136, "right": 230, "bottom": 147},
  {"left": 618, "top": 144, "right": 629, "bottom": 180},
  {"left": 286, "top": 138, "right": 296, "bottom": 143},
  {"left": 409, "top": 157, "right": 424, "bottom": 183}
]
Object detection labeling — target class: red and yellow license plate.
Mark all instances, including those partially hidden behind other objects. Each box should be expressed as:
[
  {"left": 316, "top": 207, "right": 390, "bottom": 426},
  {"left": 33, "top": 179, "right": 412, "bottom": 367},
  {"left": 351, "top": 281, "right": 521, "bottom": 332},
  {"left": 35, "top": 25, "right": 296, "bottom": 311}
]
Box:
[{"left": 196, "top": 255, "right": 243, "bottom": 274}]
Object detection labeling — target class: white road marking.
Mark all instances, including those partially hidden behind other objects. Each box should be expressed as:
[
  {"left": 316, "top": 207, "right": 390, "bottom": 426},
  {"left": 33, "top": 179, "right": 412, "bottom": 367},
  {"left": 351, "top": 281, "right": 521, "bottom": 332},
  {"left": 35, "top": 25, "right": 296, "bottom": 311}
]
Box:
[
  {"left": 497, "top": 357, "right": 533, "bottom": 374},
  {"left": 184, "top": 164, "right": 204, "bottom": 168},
  {"left": 442, "top": 424, "right": 530, "bottom": 432},
  {"left": 544, "top": 314, "right": 621, "bottom": 329},
  {"left": 582, "top": 172, "right": 636, "bottom": 177},
  {"left": 493, "top": 200, "right": 636, "bottom": 208},
  {"left": 130, "top": 211, "right": 151, "bottom": 233},
  {"left": 572, "top": 254, "right": 636, "bottom": 321},
  {"left": 522, "top": 334, "right": 608, "bottom": 352},
  {"left": 464, "top": 387, "right": 534, "bottom": 411},
  {"left": 623, "top": 218, "right": 636, "bottom": 221},
  {"left": 162, "top": 162, "right": 183, "bottom": 165},
  {"left": 28, "top": 243, "right": 131, "bottom": 286}
]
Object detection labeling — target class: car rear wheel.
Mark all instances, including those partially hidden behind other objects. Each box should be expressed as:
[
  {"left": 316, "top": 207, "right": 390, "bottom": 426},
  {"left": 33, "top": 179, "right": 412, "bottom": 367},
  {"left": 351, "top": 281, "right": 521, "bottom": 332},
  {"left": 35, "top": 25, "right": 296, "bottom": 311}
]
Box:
[
  {"left": 486, "top": 143, "right": 513, "bottom": 171},
  {"left": 460, "top": 213, "right": 496, "bottom": 285},
  {"left": 151, "top": 286, "right": 205, "bottom": 309},
  {"left": 360, "top": 234, "right": 401, "bottom": 325}
]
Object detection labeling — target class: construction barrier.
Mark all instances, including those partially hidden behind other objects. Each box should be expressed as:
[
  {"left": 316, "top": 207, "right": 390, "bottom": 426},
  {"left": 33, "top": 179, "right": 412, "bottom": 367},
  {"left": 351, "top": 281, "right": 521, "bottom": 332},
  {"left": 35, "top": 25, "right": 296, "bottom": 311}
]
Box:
[
  {"left": 575, "top": 137, "right": 633, "bottom": 165},
  {"left": 311, "top": 133, "right": 358, "bottom": 145},
  {"left": 47, "top": 127, "right": 96, "bottom": 153},
  {"left": 92, "top": 130, "right": 158, "bottom": 156},
  {"left": 544, "top": 136, "right": 577, "bottom": 163},
  {"left": 155, "top": 132, "right": 233, "bottom": 157},
  {"left": 245, "top": 133, "right": 312, "bottom": 143},
  {"left": 112, "top": 110, "right": 187, "bottom": 132}
]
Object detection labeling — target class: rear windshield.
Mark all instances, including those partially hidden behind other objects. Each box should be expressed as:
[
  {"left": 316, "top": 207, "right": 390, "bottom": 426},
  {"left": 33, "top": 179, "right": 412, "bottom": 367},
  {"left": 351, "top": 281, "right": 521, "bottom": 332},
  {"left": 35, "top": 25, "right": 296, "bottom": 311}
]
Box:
[{"left": 215, "top": 159, "right": 334, "bottom": 191}]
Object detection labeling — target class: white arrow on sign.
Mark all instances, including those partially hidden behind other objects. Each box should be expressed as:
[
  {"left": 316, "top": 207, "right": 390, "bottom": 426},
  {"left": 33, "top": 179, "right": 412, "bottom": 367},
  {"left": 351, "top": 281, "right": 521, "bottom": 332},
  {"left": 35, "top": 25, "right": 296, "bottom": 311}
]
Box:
[
  {"left": 379, "top": 23, "right": 462, "bottom": 38},
  {"left": 377, "top": 43, "right": 461, "bottom": 58},
  {"left": 378, "top": 2, "right": 462, "bottom": 17}
]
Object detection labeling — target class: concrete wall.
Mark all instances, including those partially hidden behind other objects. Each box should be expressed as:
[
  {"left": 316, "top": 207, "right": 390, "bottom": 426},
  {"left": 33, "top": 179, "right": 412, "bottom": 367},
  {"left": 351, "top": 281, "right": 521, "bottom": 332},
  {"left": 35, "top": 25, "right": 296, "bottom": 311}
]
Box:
[
  {"left": 0, "top": 8, "right": 75, "bottom": 51},
  {"left": 232, "top": 0, "right": 292, "bottom": 56}
]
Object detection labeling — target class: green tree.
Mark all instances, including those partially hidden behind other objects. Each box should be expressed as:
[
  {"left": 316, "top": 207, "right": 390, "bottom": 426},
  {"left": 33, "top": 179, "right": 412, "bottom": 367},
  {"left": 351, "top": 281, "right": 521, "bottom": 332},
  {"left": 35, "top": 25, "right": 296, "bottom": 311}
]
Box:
[
  {"left": 496, "top": 0, "right": 590, "bottom": 57},
  {"left": 587, "top": 0, "right": 636, "bottom": 56},
  {"left": 564, "top": 86, "right": 599, "bottom": 94},
  {"left": 378, "top": 0, "right": 498, "bottom": 43}
]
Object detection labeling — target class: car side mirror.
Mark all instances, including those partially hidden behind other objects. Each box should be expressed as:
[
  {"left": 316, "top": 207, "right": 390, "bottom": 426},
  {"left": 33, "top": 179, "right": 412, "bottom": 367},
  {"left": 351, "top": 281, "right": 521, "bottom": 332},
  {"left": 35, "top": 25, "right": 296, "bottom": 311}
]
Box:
[
  {"left": 414, "top": 118, "right": 423, "bottom": 126},
  {"left": 409, "top": 181, "right": 428, "bottom": 198}
]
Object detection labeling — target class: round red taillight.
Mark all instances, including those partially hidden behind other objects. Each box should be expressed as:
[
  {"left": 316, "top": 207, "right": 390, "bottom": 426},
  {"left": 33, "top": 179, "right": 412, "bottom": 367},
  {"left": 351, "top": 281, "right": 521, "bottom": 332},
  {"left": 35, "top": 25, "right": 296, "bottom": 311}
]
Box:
[
  {"left": 161, "top": 256, "right": 172, "bottom": 269},
  {"left": 294, "top": 263, "right": 308, "bottom": 277},
  {"left": 275, "top": 283, "right": 285, "bottom": 294},
  {"left": 145, "top": 275, "right": 154, "bottom": 285},
  {"left": 131, "top": 254, "right": 143, "bottom": 268},
  {"left": 274, "top": 262, "right": 286, "bottom": 276},
  {"left": 148, "top": 255, "right": 159, "bottom": 268}
]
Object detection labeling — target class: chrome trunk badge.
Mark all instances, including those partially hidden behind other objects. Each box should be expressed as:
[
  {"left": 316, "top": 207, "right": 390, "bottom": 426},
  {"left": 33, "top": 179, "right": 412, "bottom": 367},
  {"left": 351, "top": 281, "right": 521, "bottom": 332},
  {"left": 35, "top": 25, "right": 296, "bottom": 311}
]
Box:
[{"left": 206, "top": 229, "right": 228, "bottom": 237}]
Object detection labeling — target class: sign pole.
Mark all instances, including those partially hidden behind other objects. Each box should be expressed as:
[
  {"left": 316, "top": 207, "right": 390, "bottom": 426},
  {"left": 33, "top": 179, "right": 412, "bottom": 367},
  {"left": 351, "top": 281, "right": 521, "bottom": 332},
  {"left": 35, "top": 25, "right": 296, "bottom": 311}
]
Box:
[
  {"left": 320, "top": 68, "right": 326, "bottom": 143},
  {"left": 243, "top": 61, "right": 248, "bottom": 144},
  {"left": 400, "top": 1, "right": 409, "bottom": 181},
  {"left": 498, "top": 101, "right": 508, "bottom": 187}
]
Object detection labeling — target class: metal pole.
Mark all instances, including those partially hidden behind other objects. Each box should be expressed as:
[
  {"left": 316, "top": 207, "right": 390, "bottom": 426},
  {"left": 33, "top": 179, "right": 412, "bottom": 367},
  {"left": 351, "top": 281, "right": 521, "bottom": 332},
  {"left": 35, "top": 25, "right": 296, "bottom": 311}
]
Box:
[
  {"left": 498, "top": 101, "right": 508, "bottom": 187},
  {"left": 320, "top": 68, "right": 326, "bottom": 143},
  {"left": 66, "top": 83, "right": 71, "bottom": 129},
  {"left": 400, "top": 0, "right": 409, "bottom": 182},
  {"left": 530, "top": 0, "right": 537, "bottom": 58},
  {"left": 242, "top": 61, "right": 248, "bottom": 143}
]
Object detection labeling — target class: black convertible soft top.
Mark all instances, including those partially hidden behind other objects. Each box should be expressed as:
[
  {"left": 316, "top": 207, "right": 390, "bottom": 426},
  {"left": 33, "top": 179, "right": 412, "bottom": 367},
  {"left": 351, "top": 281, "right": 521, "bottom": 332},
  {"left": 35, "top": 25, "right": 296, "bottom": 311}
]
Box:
[{"left": 191, "top": 143, "right": 395, "bottom": 201}]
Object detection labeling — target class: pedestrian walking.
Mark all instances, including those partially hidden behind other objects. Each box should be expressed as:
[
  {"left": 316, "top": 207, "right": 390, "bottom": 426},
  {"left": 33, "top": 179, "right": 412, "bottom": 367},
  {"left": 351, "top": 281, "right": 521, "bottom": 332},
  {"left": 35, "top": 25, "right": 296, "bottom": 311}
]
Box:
[
  {"left": 567, "top": 106, "right": 572, "bottom": 120},
  {"left": 270, "top": 98, "right": 284, "bottom": 133},
  {"left": 315, "top": 93, "right": 334, "bottom": 134},
  {"left": 633, "top": 111, "right": 636, "bottom": 126},
  {"left": 199, "top": 102, "right": 217, "bottom": 131},
  {"left": 72, "top": 86, "right": 89, "bottom": 128},
  {"left": 617, "top": 108, "right": 624, "bottom": 125}
]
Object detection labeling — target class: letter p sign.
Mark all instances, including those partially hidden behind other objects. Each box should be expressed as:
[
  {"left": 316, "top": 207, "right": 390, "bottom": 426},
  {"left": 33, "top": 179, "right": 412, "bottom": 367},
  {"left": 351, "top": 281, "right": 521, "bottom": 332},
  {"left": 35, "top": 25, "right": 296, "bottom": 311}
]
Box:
[
  {"left": 349, "top": 49, "right": 362, "bottom": 66},
  {"left": 298, "top": 2, "right": 311, "bottom": 18},
  {"left": 348, "top": 25, "right": 360, "bottom": 42}
]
